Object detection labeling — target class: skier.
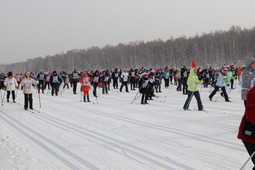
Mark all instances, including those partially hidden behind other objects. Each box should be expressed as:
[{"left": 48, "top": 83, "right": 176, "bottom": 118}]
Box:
[
  {"left": 209, "top": 68, "right": 231, "bottom": 102},
  {"left": 241, "top": 57, "right": 255, "bottom": 107},
  {"left": 138, "top": 74, "right": 149, "bottom": 104},
  {"left": 37, "top": 70, "right": 46, "bottom": 94},
  {"left": 112, "top": 68, "right": 119, "bottom": 89},
  {"left": 50, "top": 71, "right": 61, "bottom": 96},
  {"left": 155, "top": 69, "right": 162, "bottom": 93},
  {"left": 4, "top": 72, "right": 18, "bottom": 103},
  {"left": 183, "top": 61, "right": 204, "bottom": 111},
  {"left": 79, "top": 72, "right": 91, "bottom": 102},
  {"left": 237, "top": 85, "right": 255, "bottom": 170},
  {"left": 20, "top": 72, "right": 38, "bottom": 110},
  {"left": 120, "top": 69, "right": 129, "bottom": 93},
  {"left": 101, "top": 70, "right": 110, "bottom": 94},
  {"left": 92, "top": 70, "right": 100, "bottom": 97},
  {"left": 71, "top": 69, "right": 80, "bottom": 94}
]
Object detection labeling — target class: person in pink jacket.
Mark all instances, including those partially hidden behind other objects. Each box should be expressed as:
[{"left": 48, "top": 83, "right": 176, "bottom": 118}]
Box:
[{"left": 20, "top": 72, "right": 38, "bottom": 110}]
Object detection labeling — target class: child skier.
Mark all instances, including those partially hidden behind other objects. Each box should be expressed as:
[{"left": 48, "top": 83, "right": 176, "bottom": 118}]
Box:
[{"left": 80, "top": 72, "right": 91, "bottom": 102}]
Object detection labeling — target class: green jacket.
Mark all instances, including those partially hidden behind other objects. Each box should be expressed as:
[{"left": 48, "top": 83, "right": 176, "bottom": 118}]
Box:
[{"left": 187, "top": 68, "right": 203, "bottom": 92}]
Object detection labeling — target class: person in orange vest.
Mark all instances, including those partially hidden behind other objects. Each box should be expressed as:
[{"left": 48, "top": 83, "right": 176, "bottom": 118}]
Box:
[{"left": 79, "top": 72, "right": 91, "bottom": 102}]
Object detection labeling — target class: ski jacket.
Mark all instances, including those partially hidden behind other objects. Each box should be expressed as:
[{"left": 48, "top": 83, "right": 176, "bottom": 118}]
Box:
[
  {"left": 50, "top": 75, "right": 61, "bottom": 85},
  {"left": 238, "top": 86, "right": 255, "bottom": 143},
  {"left": 71, "top": 72, "right": 80, "bottom": 82},
  {"left": 79, "top": 77, "right": 91, "bottom": 92},
  {"left": 215, "top": 72, "right": 227, "bottom": 87},
  {"left": 20, "top": 77, "right": 38, "bottom": 94},
  {"left": 241, "top": 57, "right": 255, "bottom": 100},
  {"left": 187, "top": 68, "right": 203, "bottom": 92},
  {"left": 4, "top": 77, "right": 18, "bottom": 91},
  {"left": 121, "top": 72, "right": 129, "bottom": 82},
  {"left": 37, "top": 73, "right": 46, "bottom": 82}
]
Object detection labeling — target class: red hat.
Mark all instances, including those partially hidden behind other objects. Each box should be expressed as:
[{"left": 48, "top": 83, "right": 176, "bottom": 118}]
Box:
[
  {"left": 143, "top": 74, "right": 148, "bottom": 77},
  {"left": 223, "top": 68, "right": 228, "bottom": 72},
  {"left": 192, "top": 60, "right": 197, "bottom": 68}
]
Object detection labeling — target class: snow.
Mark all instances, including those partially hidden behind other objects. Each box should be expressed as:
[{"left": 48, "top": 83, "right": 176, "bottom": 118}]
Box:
[{"left": 0, "top": 84, "right": 251, "bottom": 170}]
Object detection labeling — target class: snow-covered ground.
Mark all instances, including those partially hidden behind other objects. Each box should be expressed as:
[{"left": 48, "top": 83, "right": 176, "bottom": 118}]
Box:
[{"left": 0, "top": 83, "right": 250, "bottom": 170}]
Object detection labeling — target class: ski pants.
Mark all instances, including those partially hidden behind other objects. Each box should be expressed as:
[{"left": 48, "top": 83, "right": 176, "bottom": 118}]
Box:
[
  {"left": 183, "top": 90, "right": 203, "bottom": 110},
  {"left": 243, "top": 140, "right": 255, "bottom": 170},
  {"left": 209, "top": 85, "right": 229, "bottom": 101},
  {"left": 24, "top": 93, "right": 33, "bottom": 109},
  {"left": 7, "top": 90, "right": 15, "bottom": 100}
]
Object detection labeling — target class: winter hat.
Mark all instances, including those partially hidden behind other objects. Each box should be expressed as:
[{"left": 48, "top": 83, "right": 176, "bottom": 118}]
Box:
[
  {"left": 192, "top": 60, "right": 197, "bottom": 68},
  {"left": 223, "top": 68, "right": 228, "bottom": 72},
  {"left": 143, "top": 74, "right": 148, "bottom": 77},
  {"left": 8, "top": 72, "right": 13, "bottom": 77}
]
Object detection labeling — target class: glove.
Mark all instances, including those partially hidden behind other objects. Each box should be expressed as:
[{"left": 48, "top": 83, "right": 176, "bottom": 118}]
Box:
[{"left": 194, "top": 82, "right": 199, "bottom": 87}]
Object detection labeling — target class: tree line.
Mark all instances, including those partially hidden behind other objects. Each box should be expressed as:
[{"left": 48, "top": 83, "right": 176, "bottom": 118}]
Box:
[{"left": 1, "top": 25, "right": 255, "bottom": 73}]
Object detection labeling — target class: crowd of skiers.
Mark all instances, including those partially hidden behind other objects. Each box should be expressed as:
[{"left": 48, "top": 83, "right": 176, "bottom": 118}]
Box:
[
  {"left": 0, "top": 62, "right": 244, "bottom": 110},
  {"left": 2, "top": 57, "right": 255, "bottom": 169}
]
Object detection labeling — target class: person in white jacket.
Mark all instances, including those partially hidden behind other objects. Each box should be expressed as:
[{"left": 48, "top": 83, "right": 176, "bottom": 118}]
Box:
[
  {"left": 20, "top": 72, "right": 38, "bottom": 110},
  {"left": 4, "top": 72, "right": 18, "bottom": 103}
]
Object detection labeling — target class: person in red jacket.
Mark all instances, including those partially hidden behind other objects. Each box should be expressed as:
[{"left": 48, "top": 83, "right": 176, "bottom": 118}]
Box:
[
  {"left": 238, "top": 85, "right": 255, "bottom": 169},
  {"left": 79, "top": 72, "right": 91, "bottom": 102}
]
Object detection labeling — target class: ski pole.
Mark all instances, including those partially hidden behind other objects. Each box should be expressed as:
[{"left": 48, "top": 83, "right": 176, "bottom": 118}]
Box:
[
  {"left": 0, "top": 89, "right": 2, "bottom": 106},
  {"left": 38, "top": 91, "right": 41, "bottom": 108},
  {"left": 80, "top": 86, "right": 83, "bottom": 102},
  {"left": 2, "top": 89, "right": 6, "bottom": 106},
  {"left": 131, "top": 85, "right": 142, "bottom": 104},
  {"left": 240, "top": 149, "right": 255, "bottom": 170}
]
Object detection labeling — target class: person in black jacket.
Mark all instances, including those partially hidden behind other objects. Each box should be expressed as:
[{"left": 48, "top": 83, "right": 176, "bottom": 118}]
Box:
[
  {"left": 50, "top": 71, "right": 61, "bottom": 96},
  {"left": 37, "top": 70, "right": 46, "bottom": 94},
  {"left": 112, "top": 68, "right": 119, "bottom": 89},
  {"left": 71, "top": 69, "right": 80, "bottom": 94},
  {"left": 139, "top": 74, "right": 150, "bottom": 104}
]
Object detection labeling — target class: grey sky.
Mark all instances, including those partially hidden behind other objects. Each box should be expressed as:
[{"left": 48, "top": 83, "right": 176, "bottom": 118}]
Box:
[{"left": 0, "top": 0, "right": 254, "bottom": 64}]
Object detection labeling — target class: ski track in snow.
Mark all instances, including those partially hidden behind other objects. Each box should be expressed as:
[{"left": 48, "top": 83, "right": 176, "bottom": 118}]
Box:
[{"left": 0, "top": 84, "right": 252, "bottom": 170}]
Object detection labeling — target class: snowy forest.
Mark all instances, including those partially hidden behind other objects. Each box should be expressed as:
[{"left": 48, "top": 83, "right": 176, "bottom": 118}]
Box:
[{"left": 1, "top": 26, "right": 255, "bottom": 73}]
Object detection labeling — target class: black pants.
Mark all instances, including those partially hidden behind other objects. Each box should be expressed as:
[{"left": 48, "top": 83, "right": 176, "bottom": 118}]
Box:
[
  {"left": 183, "top": 90, "right": 203, "bottom": 110},
  {"left": 120, "top": 81, "right": 128, "bottom": 92},
  {"left": 164, "top": 78, "right": 169, "bottom": 87},
  {"left": 7, "top": 90, "right": 15, "bottom": 100},
  {"left": 24, "top": 93, "right": 33, "bottom": 109},
  {"left": 243, "top": 140, "right": 255, "bottom": 169},
  {"left": 72, "top": 81, "right": 78, "bottom": 93},
  {"left": 51, "top": 84, "right": 58, "bottom": 96},
  {"left": 182, "top": 80, "right": 188, "bottom": 94},
  {"left": 141, "top": 92, "right": 148, "bottom": 104},
  {"left": 102, "top": 82, "right": 108, "bottom": 94},
  {"left": 130, "top": 77, "right": 136, "bottom": 90},
  {"left": 93, "top": 82, "right": 98, "bottom": 97},
  {"left": 38, "top": 81, "right": 45, "bottom": 93},
  {"left": 209, "top": 85, "right": 229, "bottom": 101},
  {"left": 113, "top": 78, "right": 118, "bottom": 89}
]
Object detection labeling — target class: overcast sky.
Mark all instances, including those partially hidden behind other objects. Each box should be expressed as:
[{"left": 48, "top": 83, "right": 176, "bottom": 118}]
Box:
[{"left": 0, "top": 0, "right": 254, "bottom": 64}]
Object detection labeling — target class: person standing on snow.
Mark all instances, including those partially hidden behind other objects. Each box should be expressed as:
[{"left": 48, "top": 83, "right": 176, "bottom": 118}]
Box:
[
  {"left": 120, "top": 69, "right": 129, "bottom": 93},
  {"left": 183, "top": 61, "right": 204, "bottom": 111},
  {"left": 20, "top": 72, "right": 38, "bottom": 110},
  {"left": 50, "top": 71, "right": 61, "bottom": 96},
  {"left": 71, "top": 69, "right": 80, "bottom": 94},
  {"left": 209, "top": 68, "right": 231, "bottom": 102},
  {"left": 241, "top": 57, "right": 255, "bottom": 107},
  {"left": 37, "top": 70, "right": 46, "bottom": 94},
  {"left": 79, "top": 72, "right": 91, "bottom": 102},
  {"left": 4, "top": 72, "right": 18, "bottom": 103},
  {"left": 237, "top": 85, "right": 255, "bottom": 169}
]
